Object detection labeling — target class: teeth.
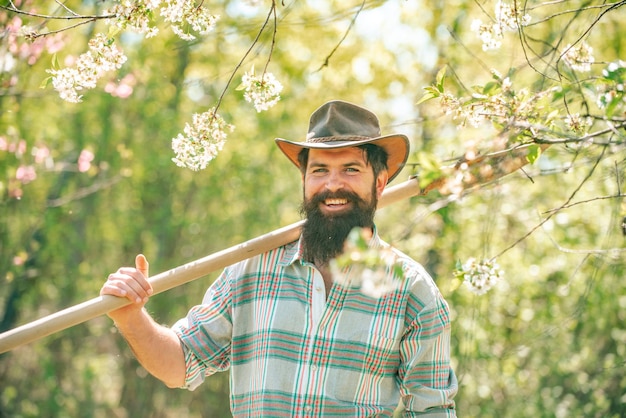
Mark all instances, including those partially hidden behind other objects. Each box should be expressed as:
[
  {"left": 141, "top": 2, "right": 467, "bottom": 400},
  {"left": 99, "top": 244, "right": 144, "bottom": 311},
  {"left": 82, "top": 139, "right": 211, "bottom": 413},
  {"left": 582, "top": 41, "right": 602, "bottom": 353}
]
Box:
[{"left": 325, "top": 198, "right": 347, "bottom": 205}]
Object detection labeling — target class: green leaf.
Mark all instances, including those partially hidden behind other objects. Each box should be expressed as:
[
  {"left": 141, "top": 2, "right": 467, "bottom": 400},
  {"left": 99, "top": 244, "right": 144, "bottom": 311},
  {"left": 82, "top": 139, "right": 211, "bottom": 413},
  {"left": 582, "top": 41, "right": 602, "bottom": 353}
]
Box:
[
  {"left": 526, "top": 144, "right": 542, "bottom": 164},
  {"left": 416, "top": 91, "right": 437, "bottom": 105},
  {"left": 39, "top": 76, "right": 53, "bottom": 89},
  {"left": 107, "top": 26, "right": 122, "bottom": 39},
  {"left": 50, "top": 53, "right": 59, "bottom": 70},
  {"left": 435, "top": 66, "right": 446, "bottom": 92},
  {"left": 416, "top": 151, "right": 443, "bottom": 188},
  {"left": 604, "top": 97, "right": 620, "bottom": 118},
  {"left": 483, "top": 81, "right": 499, "bottom": 94}
]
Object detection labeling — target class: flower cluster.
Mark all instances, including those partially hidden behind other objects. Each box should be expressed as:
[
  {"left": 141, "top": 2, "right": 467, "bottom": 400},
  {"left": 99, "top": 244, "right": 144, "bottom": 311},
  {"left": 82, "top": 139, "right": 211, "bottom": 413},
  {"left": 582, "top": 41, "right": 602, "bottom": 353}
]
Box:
[
  {"left": 564, "top": 113, "right": 592, "bottom": 134},
  {"left": 471, "top": 1, "right": 531, "bottom": 51},
  {"left": 438, "top": 70, "right": 558, "bottom": 133},
  {"left": 1, "top": 135, "right": 53, "bottom": 199},
  {"left": 105, "top": 0, "right": 161, "bottom": 38},
  {"left": 171, "top": 109, "right": 234, "bottom": 171},
  {"left": 77, "top": 149, "right": 95, "bottom": 172},
  {"left": 47, "top": 34, "right": 127, "bottom": 103},
  {"left": 160, "top": 0, "right": 220, "bottom": 41},
  {"left": 596, "top": 60, "right": 625, "bottom": 114},
  {"left": 240, "top": 68, "right": 284, "bottom": 112},
  {"left": 331, "top": 228, "right": 406, "bottom": 299},
  {"left": 562, "top": 42, "right": 594, "bottom": 73},
  {"left": 0, "top": 14, "right": 64, "bottom": 92},
  {"left": 104, "top": 73, "right": 136, "bottom": 98},
  {"left": 454, "top": 257, "right": 504, "bottom": 295}
]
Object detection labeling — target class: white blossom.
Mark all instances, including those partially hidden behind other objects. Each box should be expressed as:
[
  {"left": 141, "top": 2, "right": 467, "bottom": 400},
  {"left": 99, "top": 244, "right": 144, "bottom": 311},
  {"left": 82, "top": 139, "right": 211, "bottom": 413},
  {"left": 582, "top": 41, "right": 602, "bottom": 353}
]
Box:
[
  {"left": 472, "top": 2, "right": 531, "bottom": 51},
  {"left": 597, "top": 60, "right": 626, "bottom": 110},
  {"left": 471, "top": 19, "right": 502, "bottom": 51},
  {"left": 563, "top": 42, "right": 594, "bottom": 72},
  {"left": 171, "top": 109, "right": 234, "bottom": 171},
  {"left": 455, "top": 257, "right": 504, "bottom": 295},
  {"left": 495, "top": 1, "right": 531, "bottom": 30},
  {"left": 47, "top": 34, "right": 127, "bottom": 103},
  {"left": 564, "top": 112, "right": 592, "bottom": 134},
  {"left": 105, "top": 0, "right": 161, "bottom": 38},
  {"left": 160, "top": 0, "right": 219, "bottom": 41},
  {"left": 240, "top": 68, "right": 283, "bottom": 112},
  {"left": 330, "top": 228, "right": 405, "bottom": 299}
]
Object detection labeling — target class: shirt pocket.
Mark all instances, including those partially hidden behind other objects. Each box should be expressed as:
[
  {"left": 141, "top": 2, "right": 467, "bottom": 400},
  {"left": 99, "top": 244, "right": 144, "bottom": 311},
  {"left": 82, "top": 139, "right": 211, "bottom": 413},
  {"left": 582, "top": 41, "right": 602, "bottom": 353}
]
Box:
[
  {"left": 355, "top": 331, "right": 401, "bottom": 376},
  {"left": 328, "top": 331, "right": 401, "bottom": 404}
]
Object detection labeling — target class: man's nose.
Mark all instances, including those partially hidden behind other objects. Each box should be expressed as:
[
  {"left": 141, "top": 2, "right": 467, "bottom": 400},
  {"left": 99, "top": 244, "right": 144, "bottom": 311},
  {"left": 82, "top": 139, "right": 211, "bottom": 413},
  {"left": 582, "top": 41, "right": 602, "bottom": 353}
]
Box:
[{"left": 325, "top": 171, "right": 344, "bottom": 192}]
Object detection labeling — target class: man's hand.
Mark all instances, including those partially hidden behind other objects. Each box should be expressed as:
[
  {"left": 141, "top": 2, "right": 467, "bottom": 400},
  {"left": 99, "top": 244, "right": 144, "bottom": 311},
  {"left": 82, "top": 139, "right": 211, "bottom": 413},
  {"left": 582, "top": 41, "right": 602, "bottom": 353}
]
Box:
[
  {"left": 100, "top": 254, "right": 154, "bottom": 323},
  {"left": 100, "top": 254, "right": 186, "bottom": 388}
]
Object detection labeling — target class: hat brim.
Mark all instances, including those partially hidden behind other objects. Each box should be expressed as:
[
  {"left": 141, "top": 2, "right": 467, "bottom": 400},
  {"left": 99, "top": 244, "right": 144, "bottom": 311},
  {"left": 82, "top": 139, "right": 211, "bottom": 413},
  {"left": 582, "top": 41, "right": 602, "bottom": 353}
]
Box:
[{"left": 275, "top": 134, "right": 409, "bottom": 183}]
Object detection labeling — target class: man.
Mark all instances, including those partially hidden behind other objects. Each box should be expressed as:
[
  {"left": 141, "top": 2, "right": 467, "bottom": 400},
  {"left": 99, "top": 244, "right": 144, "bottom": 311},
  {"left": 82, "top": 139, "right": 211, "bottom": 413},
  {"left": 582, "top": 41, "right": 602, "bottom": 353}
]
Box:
[{"left": 101, "top": 100, "right": 458, "bottom": 416}]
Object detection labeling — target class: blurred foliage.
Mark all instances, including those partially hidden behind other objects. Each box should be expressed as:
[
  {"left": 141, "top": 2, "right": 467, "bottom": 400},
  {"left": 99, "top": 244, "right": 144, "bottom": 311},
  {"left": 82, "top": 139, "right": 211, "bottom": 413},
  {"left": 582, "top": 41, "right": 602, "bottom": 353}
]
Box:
[{"left": 0, "top": 0, "right": 625, "bottom": 417}]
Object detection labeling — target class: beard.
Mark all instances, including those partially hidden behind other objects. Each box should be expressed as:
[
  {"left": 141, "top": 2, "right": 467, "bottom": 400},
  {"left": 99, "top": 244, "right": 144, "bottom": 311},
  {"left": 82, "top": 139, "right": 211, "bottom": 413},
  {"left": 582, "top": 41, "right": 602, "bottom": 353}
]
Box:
[{"left": 299, "top": 186, "right": 378, "bottom": 265}]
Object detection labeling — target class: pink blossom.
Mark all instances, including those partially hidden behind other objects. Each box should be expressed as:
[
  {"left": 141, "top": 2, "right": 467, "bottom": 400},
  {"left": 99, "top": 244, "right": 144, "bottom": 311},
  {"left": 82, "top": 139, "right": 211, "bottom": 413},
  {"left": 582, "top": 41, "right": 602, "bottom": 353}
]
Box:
[
  {"left": 9, "top": 186, "right": 23, "bottom": 199},
  {"left": 78, "top": 149, "right": 95, "bottom": 172},
  {"left": 45, "top": 34, "right": 65, "bottom": 54},
  {"left": 32, "top": 145, "right": 50, "bottom": 164},
  {"left": 13, "top": 255, "right": 25, "bottom": 266},
  {"left": 16, "top": 165, "right": 36, "bottom": 184},
  {"left": 105, "top": 74, "right": 136, "bottom": 98},
  {"left": 7, "top": 139, "right": 27, "bottom": 156}
]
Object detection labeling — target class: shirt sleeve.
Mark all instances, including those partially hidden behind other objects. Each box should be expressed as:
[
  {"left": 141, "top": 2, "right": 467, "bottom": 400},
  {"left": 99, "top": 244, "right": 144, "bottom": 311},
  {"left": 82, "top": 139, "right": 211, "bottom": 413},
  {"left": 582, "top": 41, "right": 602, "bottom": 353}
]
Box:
[
  {"left": 397, "top": 274, "right": 458, "bottom": 417},
  {"left": 171, "top": 268, "right": 234, "bottom": 391}
]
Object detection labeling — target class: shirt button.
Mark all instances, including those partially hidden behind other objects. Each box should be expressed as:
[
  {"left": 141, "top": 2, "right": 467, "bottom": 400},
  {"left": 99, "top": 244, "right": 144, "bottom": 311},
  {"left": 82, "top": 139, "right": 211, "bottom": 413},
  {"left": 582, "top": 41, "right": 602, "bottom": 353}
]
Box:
[
  {"left": 311, "top": 365, "right": 318, "bottom": 371},
  {"left": 315, "top": 286, "right": 322, "bottom": 292},
  {"left": 305, "top": 406, "right": 312, "bottom": 413}
]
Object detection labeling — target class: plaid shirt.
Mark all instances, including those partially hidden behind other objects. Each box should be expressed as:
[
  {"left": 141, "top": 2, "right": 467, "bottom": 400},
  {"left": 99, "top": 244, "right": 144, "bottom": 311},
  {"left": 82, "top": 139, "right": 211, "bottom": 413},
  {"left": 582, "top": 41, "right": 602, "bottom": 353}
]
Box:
[{"left": 172, "top": 232, "right": 457, "bottom": 417}]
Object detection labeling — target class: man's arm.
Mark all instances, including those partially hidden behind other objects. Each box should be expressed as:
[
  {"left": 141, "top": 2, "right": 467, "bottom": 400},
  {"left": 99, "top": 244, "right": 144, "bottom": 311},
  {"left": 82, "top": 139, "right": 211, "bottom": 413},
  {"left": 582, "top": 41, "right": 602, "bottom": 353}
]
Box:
[
  {"left": 100, "top": 254, "right": 186, "bottom": 388},
  {"left": 399, "top": 294, "right": 458, "bottom": 417}
]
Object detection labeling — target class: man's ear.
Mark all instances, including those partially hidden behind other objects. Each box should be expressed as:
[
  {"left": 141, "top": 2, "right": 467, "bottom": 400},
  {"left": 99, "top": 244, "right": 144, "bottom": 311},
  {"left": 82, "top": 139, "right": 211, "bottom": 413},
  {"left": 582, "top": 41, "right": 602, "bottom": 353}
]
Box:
[{"left": 375, "top": 170, "right": 388, "bottom": 198}]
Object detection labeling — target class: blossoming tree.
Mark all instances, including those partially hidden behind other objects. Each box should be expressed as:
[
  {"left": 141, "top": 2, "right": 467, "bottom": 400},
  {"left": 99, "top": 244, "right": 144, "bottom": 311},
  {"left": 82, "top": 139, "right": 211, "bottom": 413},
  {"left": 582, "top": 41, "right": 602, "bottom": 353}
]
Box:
[{"left": 0, "top": 0, "right": 624, "bottom": 416}]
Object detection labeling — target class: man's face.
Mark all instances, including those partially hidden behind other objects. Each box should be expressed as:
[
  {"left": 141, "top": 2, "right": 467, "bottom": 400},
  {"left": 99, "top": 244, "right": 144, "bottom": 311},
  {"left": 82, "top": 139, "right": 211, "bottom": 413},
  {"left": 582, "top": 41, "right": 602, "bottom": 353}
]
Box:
[
  {"left": 302, "top": 147, "right": 387, "bottom": 213},
  {"left": 299, "top": 147, "right": 388, "bottom": 264}
]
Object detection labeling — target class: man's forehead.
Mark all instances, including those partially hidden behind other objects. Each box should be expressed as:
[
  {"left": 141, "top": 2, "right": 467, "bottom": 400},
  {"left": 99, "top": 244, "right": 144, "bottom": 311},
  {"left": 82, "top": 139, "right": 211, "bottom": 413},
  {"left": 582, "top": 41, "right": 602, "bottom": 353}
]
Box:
[{"left": 307, "top": 147, "right": 368, "bottom": 163}]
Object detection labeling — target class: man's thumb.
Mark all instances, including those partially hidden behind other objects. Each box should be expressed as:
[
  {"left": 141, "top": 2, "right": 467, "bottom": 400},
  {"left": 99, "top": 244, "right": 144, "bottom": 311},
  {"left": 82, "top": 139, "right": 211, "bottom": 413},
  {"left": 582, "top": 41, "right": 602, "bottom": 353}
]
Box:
[{"left": 135, "top": 254, "right": 149, "bottom": 278}]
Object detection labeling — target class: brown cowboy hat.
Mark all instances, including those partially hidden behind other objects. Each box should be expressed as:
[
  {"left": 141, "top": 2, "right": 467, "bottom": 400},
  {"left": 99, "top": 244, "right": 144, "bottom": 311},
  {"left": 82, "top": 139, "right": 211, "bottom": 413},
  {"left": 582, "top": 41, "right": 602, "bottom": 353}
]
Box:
[{"left": 275, "top": 100, "right": 410, "bottom": 182}]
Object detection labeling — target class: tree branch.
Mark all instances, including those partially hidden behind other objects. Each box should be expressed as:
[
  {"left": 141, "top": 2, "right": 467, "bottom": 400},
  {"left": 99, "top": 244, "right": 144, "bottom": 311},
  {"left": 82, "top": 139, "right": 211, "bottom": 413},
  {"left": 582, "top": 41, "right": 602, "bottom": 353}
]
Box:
[
  {"left": 0, "top": 4, "right": 114, "bottom": 20},
  {"left": 315, "top": 0, "right": 365, "bottom": 72},
  {"left": 492, "top": 144, "right": 608, "bottom": 260}
]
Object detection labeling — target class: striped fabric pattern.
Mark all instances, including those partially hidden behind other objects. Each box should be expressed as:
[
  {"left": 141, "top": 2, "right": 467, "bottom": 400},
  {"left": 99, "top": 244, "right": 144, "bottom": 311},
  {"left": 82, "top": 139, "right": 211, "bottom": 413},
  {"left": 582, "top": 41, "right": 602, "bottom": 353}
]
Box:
[{"left": 172, "top": 232, "right": 457, "bottom": 417}]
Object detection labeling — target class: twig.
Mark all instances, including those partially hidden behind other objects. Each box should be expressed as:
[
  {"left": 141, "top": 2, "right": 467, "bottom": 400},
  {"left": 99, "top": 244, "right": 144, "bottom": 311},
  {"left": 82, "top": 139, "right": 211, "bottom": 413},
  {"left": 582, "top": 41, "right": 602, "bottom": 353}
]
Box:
[
  {"left": 0, "top": 4, "right": 113, "bottom": 20},
  {"left": 47, "top": 175, "right": 123, "bottom": 208},
  {"left": 315, "top": 0, "right": 365, "bottom": 72},
  {"left": 260, "top": 1, "right": 278, "bottom": 77},
  {"left": 492, "top": 145, "right": 608, "bottom": 260},
  {"left": 546, "top": 237, "right": 626, "bottom": 257},
  {"left": 212, "top": 0, "right": 276, "bottom": 116},
  {"left": 543, "top": 193, "right": 626, "bottom": 214},
  {"left": 525, "top": 0, "right": 626, "bottom": 26},
  {"left": 27, "top": 18, "right": 101, "bottom": 39}
]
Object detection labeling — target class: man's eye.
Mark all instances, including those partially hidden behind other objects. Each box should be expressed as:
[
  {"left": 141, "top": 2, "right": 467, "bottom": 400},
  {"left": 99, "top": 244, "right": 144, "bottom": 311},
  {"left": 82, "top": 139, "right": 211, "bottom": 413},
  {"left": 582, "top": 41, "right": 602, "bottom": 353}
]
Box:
[{"left": 346, "top": 167, "right": 359, "bottom": 173}]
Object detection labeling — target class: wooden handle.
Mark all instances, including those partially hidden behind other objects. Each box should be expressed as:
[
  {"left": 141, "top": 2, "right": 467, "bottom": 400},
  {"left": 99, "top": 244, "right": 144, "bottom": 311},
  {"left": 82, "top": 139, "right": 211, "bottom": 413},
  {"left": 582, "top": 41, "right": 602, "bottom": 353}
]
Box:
[{"left": 0, "top": 144, "right": 542, "bottom": 353}]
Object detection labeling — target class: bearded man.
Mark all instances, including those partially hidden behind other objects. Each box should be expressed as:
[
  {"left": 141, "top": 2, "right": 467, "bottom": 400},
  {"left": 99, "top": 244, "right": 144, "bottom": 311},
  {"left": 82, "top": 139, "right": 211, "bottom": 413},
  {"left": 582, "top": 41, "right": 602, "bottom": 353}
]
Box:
[{"left": 101, "top": 100, "right": 458, "bottom": 417}]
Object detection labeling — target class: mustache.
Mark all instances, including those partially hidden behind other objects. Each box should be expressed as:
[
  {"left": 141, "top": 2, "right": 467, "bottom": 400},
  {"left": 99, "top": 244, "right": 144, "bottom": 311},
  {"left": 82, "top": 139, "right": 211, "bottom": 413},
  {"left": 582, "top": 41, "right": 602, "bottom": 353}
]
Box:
[{"left": 307, "top": 190, "right": 364, "bottom": 206}]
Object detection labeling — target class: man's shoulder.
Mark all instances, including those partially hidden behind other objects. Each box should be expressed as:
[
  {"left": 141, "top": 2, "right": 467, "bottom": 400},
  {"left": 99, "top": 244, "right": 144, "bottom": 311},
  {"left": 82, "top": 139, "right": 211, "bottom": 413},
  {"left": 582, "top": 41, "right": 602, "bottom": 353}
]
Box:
[
  {"left": 376, "top": 239, "right": 430, "bottom": 280},
  {"left": 380, "top": 242, "right": 446, "bottom": 307}
]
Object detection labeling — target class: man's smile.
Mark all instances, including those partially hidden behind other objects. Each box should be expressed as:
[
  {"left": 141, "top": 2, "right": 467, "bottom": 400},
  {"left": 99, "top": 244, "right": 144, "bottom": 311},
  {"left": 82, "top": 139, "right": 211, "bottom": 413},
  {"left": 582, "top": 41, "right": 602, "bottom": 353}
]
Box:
[
  {"left": 320, "top": 197, "right": 353, "bottom": 214},
  {"left": 324, "top": 198, "right": 348, "bottom": 206}
]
